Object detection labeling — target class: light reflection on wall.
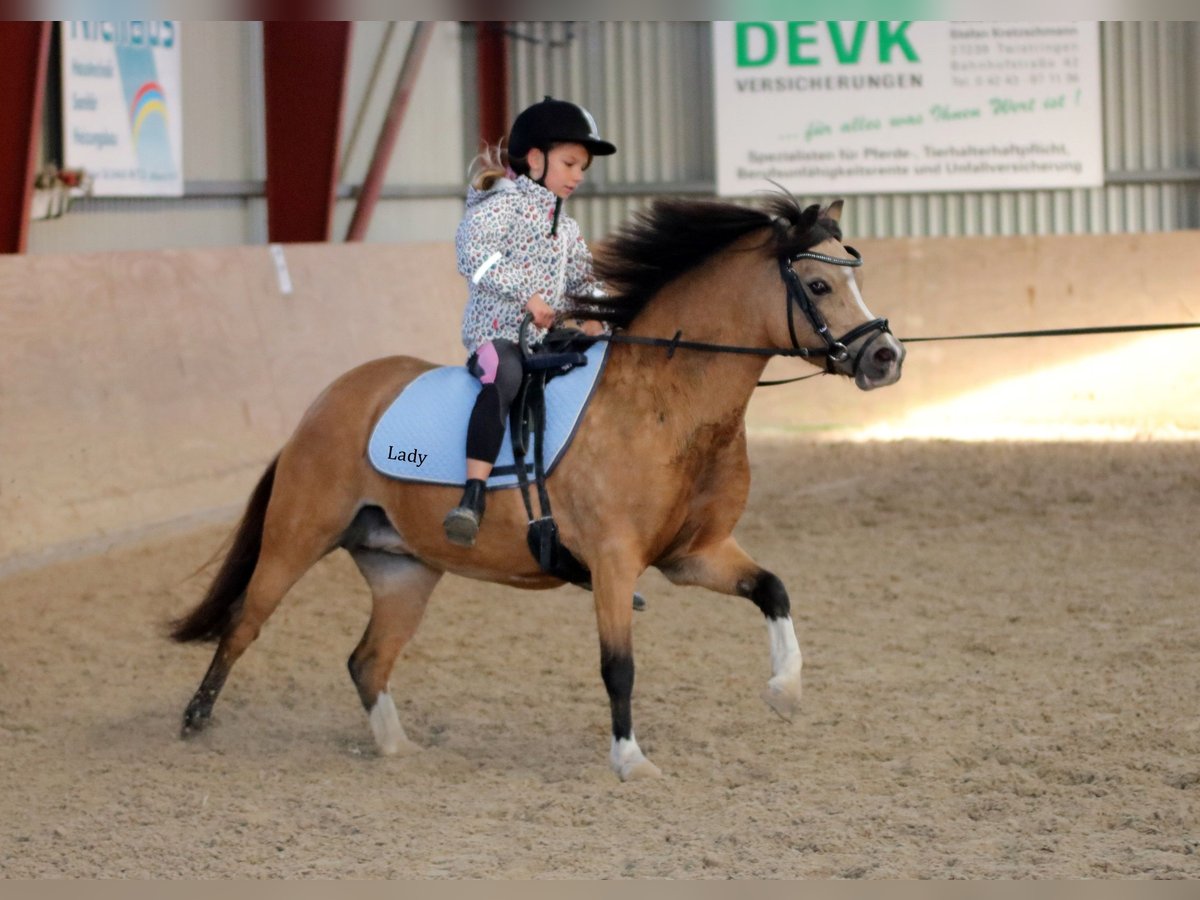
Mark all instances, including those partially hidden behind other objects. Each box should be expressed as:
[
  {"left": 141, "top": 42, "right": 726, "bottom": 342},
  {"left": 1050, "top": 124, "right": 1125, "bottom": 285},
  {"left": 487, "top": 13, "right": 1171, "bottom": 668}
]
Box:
[{"left": 850, "top": 330, "right": 1200, "bottom": 441}]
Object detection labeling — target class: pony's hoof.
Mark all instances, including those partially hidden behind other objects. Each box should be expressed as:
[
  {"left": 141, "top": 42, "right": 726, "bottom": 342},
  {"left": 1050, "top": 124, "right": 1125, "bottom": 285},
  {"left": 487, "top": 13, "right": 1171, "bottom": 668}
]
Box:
[
  {"left": 369, "top": 693, "right": 419, "bottom": 756},
  {"left": 761, "top": 678, "right": 802, "bottom": 721},
  {"left": 617, "top": 758, "right": 663, "bottom": 782},
  {"left": 377, "top": 737, "right": 422, "bottom": 757},
  {"left": 610, "top": 737, "right": 662, "bottom": 781},
  {"left": 180, "top": 710, "right": 210, "bottom": 738}
]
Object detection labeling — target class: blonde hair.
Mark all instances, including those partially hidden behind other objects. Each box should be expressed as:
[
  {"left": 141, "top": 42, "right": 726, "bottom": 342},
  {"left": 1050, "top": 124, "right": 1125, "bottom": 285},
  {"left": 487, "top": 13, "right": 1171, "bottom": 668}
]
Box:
[
  {"left": 469, "top": 141, "right": 521, "bottom": 191},
  {"left": 469, "top": 140, "right": 591, "bottom": 190}
]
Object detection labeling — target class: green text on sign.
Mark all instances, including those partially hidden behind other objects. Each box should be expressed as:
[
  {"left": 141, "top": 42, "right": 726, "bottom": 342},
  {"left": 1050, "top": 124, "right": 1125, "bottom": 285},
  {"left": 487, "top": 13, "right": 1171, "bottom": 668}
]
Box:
[{"left": 735, "top": 22, "right": 919, "bottom": 68}]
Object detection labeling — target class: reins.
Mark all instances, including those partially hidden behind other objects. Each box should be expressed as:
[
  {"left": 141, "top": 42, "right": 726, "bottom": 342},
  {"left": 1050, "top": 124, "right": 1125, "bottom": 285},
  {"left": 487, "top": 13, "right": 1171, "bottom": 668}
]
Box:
[
  {"left": 593, "top": 318, "right": 1200, "bottom": 388},
  {"left": 901, "top": 321, "right": 1200, "bottom": 343},
  {"left": 590, "top": 326, "right": 835, "bottom": 387}
]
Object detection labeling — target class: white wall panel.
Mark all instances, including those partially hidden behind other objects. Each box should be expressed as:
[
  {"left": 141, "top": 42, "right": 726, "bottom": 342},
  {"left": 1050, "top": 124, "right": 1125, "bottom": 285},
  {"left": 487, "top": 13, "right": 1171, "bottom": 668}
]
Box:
[
  {"left": 30, "top": 21, "right": 264, "bottom": 253},
  {"left": 509, "top": 20, "right": 1200, "bottom": 242}
]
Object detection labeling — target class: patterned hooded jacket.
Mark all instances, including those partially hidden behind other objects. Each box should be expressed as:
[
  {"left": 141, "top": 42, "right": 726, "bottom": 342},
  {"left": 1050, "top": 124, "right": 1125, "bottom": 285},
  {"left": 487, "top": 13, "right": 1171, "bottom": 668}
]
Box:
[{"left": 455, "top": 174, "right": 602, "bottom": 354}]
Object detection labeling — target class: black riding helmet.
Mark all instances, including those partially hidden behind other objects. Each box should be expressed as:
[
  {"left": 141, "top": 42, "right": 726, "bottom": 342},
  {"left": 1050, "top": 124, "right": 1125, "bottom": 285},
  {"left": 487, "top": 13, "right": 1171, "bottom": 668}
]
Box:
[
  {"left": 507, "top": 96, "right": 615, "bottom": 237},
  {"left": 507, "top": 96, "right": 617, "bottom": 178}
]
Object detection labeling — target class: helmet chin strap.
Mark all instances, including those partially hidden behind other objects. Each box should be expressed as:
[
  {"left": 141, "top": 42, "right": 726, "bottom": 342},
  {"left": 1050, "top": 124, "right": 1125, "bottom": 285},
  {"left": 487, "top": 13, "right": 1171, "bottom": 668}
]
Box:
[
  {"left": 532, "top": 151, "right": 563, "bottom": 237},
  {"left": 531, "top": 149, "right": 548, "bottom": 187}
]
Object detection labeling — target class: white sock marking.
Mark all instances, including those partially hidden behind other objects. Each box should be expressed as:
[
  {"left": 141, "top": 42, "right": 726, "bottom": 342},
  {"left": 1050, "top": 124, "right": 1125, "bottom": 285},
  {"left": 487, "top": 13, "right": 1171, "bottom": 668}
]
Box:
[
  {"left": 767, "top": 616, "right": 802, "bottom": 682},
  {"left": 369, "top": 692, "right": 408, "bottom": 755},
  {"left": 610, "top": 734, "right": 648, "bottom": 772}
]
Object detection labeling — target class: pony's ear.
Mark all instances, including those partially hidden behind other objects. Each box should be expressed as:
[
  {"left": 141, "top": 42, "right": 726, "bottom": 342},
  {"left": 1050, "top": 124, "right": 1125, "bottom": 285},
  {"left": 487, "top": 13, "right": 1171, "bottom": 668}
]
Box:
[
  {"left": 822, "top": 199, "right": 844, "bottom": 222},
  {"left": 798, "top": 203, "right": 822, "bottom": 230}
]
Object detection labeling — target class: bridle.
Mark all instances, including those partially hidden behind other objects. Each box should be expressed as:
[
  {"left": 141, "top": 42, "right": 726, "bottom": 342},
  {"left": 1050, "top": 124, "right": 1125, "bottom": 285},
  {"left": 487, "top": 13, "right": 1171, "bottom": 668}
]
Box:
[
  {"left": 779, "top": 243, "right": 893, "bottom": 377},
  {"left": 586, "top": 226, "right": 896, "bottom": 387}
]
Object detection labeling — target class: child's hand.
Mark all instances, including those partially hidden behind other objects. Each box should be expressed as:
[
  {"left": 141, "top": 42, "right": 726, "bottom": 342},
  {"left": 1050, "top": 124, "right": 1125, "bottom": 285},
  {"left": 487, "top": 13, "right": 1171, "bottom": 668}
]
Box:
[
  {"left": 579, "top": 319, "right": 605, "bottom": 336},
  {"left": 525, "top": 294, "right": 556, "bottom": 329}
]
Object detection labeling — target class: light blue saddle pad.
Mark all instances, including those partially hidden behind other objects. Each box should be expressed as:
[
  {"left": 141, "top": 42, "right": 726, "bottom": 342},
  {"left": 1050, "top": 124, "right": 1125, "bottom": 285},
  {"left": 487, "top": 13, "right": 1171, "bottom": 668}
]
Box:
[{"left": 368, "top": 342, "right": 610, "bottom": 489}]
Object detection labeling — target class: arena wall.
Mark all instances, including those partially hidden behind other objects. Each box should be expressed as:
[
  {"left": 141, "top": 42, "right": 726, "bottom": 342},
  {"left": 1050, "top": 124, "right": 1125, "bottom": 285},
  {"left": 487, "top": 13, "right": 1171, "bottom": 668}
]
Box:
[{"left": 3, "top": 231, "right": 1198, "bottom": 574}]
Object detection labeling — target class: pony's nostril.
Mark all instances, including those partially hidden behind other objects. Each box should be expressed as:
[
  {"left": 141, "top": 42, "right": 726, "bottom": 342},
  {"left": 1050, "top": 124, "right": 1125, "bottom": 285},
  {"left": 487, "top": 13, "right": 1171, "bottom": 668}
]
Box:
[{"left": 873, "top": 346, "right": 897, "bottom": 366}]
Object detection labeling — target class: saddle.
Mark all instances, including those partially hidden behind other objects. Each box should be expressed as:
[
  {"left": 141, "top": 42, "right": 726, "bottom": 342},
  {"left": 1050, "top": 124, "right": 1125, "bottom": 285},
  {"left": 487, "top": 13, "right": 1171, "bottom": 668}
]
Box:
[
  {"left": 366, "top": 336, "right": 606, "bottom": 489},
  {"left": 511, "top": 322, "right": 596, "bottom": 588}
]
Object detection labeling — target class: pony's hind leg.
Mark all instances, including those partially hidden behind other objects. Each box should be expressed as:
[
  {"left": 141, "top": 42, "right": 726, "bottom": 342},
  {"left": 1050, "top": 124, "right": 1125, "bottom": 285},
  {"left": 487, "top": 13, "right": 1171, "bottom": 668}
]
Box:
[
  {"left": 347, "top": 550, "right": 441, "bottom": 755},
  {"left": 182, "top": 531, "right": 330, "bottom": 734},
  {"left": 181, "top": 461, "right": 357, "bottom": 736},
  {"left": 658, "top": 536, "right": 803, "bottom": 720}
]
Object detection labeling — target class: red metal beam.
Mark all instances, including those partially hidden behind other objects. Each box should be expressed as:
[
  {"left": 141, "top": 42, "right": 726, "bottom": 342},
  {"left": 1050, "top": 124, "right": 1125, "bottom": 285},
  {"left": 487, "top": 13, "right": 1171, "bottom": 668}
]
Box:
[
  {"left": 476, "top": 22, "right": 509, "bottom": 149},
  {"left": 0, "top": 22, "right": 51, "bottom": 254},
  {"left": 263, "top": 21, "right": 351, "bottom": 243},
  {"left": 345, "top": 21, "right": 434, "bottom": 242}
]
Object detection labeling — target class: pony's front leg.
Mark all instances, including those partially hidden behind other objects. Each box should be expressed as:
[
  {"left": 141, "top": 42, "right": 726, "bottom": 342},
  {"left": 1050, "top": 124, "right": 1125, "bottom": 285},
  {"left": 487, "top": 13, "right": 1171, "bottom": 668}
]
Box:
[
  {"left": 659, "top": 537, "right": 803, "bottom": 720},
  {"left": 592, "top": 547, "right": 662, "bottom": 781}
]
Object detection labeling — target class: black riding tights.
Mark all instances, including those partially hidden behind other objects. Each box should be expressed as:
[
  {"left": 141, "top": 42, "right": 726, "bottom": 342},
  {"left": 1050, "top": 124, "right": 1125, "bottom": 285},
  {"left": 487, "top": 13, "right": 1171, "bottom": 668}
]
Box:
[{"left": 465, "top": 338, "right": 524, "bottom": 463}]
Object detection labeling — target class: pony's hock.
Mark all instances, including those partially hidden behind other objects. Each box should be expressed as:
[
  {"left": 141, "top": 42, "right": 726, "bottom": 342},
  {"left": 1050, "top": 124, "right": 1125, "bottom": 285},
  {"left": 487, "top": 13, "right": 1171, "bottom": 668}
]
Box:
[{"left": 171, "top": 195, "right": 904, "bottom": 780}]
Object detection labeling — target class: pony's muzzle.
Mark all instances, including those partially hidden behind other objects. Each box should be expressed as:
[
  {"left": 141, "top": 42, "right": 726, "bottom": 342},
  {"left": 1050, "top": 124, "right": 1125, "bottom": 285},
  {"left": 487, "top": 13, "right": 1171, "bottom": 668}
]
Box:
[{"left": 850, "top": 333, "right": 905, "bottom": 390}]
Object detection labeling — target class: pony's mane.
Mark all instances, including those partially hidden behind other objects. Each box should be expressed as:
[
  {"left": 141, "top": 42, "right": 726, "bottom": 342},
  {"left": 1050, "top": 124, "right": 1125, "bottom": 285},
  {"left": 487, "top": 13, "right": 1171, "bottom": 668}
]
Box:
[{"left": 570, "top": 194, "right": 843, "bottom": 328}]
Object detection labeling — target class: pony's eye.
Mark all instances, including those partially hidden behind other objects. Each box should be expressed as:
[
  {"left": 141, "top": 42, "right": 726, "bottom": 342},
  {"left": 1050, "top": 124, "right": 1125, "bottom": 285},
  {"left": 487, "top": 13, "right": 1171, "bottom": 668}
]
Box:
[{"left": 808, "top": 280, "right": 830, "bottom": 295}]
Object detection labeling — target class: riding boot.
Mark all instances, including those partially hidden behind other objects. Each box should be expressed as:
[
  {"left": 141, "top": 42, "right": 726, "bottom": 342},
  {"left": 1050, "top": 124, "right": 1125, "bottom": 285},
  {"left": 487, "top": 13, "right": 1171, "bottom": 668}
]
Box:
[{"left": 443, "top": 478, "right": 487, "bottom": 547}]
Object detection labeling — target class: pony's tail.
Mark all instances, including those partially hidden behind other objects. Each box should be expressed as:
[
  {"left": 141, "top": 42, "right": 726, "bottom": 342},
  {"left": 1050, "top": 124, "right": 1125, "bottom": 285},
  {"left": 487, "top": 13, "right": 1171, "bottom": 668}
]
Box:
[{"left": 170, "top": 457, "right": 278, "bottom": 643}]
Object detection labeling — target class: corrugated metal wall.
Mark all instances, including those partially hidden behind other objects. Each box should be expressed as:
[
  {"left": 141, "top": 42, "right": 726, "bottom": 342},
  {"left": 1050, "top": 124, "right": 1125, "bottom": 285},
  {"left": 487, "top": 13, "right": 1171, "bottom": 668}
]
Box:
[
  {"left": 25, "top": 21, "right": 1200, "bottom": 253},
  {"left": 27, "top": 21, "right": 467, "bottom": 254},
  {"left": 509, "top": 20, "right": 1200, "bottom": 240},
  {"left": 508, "top": 21, "right": 713, "bottom": 242},
  {"left": 331, "top": 21, "right": 464, "bottom": 244}
]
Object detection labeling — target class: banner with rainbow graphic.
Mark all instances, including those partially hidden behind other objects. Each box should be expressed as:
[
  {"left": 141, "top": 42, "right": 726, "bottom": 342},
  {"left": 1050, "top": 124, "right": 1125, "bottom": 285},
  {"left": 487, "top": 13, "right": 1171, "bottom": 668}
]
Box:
[{"left": 61, "top": 21, "right": 183, "bottom": 197}]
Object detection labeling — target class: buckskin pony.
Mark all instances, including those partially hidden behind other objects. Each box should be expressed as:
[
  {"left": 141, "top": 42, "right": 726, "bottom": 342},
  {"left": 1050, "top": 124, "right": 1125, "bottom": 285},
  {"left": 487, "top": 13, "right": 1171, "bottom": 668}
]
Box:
[{"left": 170, "top": 196, "right": 905, "bottom": 780}]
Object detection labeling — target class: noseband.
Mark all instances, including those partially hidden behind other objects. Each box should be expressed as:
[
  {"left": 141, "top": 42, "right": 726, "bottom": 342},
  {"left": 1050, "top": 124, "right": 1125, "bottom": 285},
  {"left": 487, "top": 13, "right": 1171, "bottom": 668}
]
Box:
[{"left": 780, "top": 244, "right": 892, "bottom": 375}]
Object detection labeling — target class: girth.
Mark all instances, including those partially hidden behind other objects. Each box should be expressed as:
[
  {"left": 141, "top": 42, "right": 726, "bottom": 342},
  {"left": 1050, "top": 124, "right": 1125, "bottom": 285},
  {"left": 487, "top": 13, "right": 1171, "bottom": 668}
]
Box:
[{"left": 510, "top": 323, "right": 594, "bottom": 587}]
